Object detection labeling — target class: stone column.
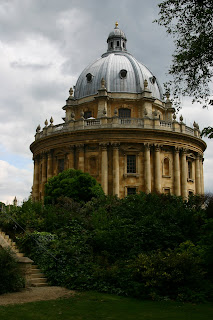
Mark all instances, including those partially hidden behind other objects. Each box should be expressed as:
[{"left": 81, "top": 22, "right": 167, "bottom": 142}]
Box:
[
  {"left": 195, "top": 154, "right": 201, "bottom": 194},
  {"left": 181, "top": 149, "right": 187, "bottom": 199},
  {"left": 78, "top": 144, "right": 84, "bottom": 171},
  {"left": 41, "top": 154, "right": 47, "bottom": 197},
  {"left": 200, "top": 156, "right": 204, "bottom": 195},
  {"left": 154, "top": 144, "right": 161, "bottom": 193},
  {"left": 67, "top": 146, "right": 75, "bottom": 169},
  {"left": 144, "top": 144, "right": 151, "bottom": 193},
  {"left": 112, "top": 143, "right": 120, "bottom": 196},
  {"left": 100, "top": 143, "right": 108, "bottom": 195},
  {"left": 47, "top": 152, "right": 53, "bottom": 180},
  {"left": 174, "top": 147, "right": 181, "bottom": 196},
  {"left": 33, "top": 157, "right": 39, "bottom": 201}
]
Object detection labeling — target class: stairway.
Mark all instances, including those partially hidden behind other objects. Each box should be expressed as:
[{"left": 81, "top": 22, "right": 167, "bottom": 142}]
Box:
[{"left": 0, "top": 229, "right": 48, "bottom": 287}]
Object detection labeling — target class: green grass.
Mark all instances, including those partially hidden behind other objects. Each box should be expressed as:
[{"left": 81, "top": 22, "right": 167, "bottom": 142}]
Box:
[{"left": 0, "top": 291, "right": 212, "bottom": 320}]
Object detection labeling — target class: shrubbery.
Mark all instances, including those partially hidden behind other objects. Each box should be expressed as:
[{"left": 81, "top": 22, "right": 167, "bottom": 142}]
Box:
[
  {"left": 1, "top": 184, "right": 213, "bottom": 301},
  {"left": 0, "top": 248, "right": 25, "bottom": 294}
]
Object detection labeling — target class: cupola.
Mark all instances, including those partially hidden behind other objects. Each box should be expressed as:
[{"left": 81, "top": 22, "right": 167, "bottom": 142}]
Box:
[{"left": 107, "top": 22, "right": 127, "bottom": 52}]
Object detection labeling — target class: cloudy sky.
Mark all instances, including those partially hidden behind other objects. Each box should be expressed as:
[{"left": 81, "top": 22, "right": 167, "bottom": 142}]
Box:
[{"left": 0, "top": 0, "right": 212, "bottom": 204}]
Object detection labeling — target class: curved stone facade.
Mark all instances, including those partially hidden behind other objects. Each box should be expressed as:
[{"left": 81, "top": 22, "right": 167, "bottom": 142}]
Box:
[{"left": 30, "top": 24, "right": 206, "bottom": 201}]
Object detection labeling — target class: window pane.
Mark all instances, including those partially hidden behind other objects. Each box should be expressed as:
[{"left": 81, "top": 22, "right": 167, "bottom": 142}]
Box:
[
  {"left": 127, "top": 155, "right": 136, "bottom": 173},
  {"left": 84, "top": 111, "right": 92, "bottom": 119},
  {"left": 127, "top": 187, "right": 136, "bottom": 195},
  {"left": 119, "top": 108, "right": 131, "bottom": 118}
]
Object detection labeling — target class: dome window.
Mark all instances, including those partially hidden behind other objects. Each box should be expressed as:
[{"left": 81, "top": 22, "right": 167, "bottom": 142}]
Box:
[
  {"left": 116, "top": 40, "right": 120, "bottom": 47},
  {"left": 120, "top": 69, "right": 127, "bottom": 79},
  {"left": 150, "top": 76, "right": 156, "bottom": 84},
  {"left": 86, "top": 73, "right": 93, "bottom": 82}
]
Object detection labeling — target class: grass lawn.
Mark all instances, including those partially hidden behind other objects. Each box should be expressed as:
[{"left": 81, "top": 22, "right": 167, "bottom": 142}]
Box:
[{"left": 0, "top": 291, "right": 212, "bottom": 320}]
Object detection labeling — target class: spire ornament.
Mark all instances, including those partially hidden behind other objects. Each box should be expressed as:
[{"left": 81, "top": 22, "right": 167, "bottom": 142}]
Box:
[{"left": 115, "top": 22, "right": 118, "bottom": 28}]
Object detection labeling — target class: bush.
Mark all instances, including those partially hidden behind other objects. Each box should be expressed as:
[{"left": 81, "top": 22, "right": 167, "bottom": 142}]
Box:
[
  {"left": 44, "top": 169, "right": 104, "bottom": 205},
  {"left": 1, "top": 193, "right": 213, "bottom": 301},
  {"left": 0, "top": 248, "right": 25, "bottom": 294}
]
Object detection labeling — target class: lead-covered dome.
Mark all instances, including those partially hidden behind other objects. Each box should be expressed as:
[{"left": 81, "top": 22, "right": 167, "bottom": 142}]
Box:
[{"left": 74, "top": 24, "right": 163, "bottom": 100}]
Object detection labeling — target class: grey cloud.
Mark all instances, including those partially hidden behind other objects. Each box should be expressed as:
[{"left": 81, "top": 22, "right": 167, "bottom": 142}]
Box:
[
  {"left": 30, "top": 79, "right": 69, "bottom": 101},
  {"left": 10, "top": 61, "right": 52, "bottom": 70}
]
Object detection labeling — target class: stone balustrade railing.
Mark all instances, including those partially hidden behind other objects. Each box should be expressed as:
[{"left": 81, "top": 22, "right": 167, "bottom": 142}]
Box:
[{"left": 35, "top": 116, "right": 201, "bottom": 141}]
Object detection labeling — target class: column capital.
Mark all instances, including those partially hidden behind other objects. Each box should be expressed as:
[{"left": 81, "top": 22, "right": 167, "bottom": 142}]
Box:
[
  {"left": 144, "top": 143, "right": 151, "bottom": 150},
  {"left": 99, "top": 142, "right": 109, "bottom": 150},
  {"left": 181, "top": 148, "right": 188, "bottom": 154},
  {"left": 174, "top": 146, "right": 180, "bottom": 153},
  {"left": 69, "top": 145, "right": 75, "bottom": 151},
  {"left": 112, "top": 142, "right": 120, "bottom": 149},
  {"left": 154, "top": 144, "right": 162, "bottom": 152},
  {"left": 76, "top": 144, "right": 84, "bottom": 151}
]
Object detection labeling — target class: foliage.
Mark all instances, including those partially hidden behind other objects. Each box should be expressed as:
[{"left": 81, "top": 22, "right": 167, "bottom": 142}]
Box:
[
  {"left": 44, "top": 169, "right": 104, "bottom": 205},
  {"left": 155, "top": 0, "right": 213, "bottom": 108},
  {"left": 1, "top": 193, "right": 213, "bottom": 301},
  {"left": 201, "top": 126, "right": 213, "bottom": 139},
  {"left": 0, "top": 248, "right": 25, "bottom": 294}
]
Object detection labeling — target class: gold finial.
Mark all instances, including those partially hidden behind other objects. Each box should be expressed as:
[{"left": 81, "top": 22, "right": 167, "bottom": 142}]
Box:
[{"left": 115, "top": 22, "right": 118, "bottom": 28}]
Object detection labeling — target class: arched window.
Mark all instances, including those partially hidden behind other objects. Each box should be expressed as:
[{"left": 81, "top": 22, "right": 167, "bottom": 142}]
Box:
[
  {"left": 163, "top": 158, "right": 170, "bottom": 176},
  {"left": 119, "top": 108, "right": 131, "bottom": 118}
]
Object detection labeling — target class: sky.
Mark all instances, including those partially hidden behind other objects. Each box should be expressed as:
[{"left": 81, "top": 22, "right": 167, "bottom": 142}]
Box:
[{"left": 0, "top": 0, "right": 212, "bottom": 204}]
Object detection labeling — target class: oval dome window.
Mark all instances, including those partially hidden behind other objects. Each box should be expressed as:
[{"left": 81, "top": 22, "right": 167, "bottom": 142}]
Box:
[
  {"left": 86, "top": 73, "right": 93, "bottom": 82},
  {"left": 120, "top": 69, "right": 127, "bottom": 79}
]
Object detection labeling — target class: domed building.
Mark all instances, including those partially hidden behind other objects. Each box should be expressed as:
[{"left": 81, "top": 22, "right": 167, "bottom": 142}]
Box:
[{"left": 30, "top": 23, "right": 206, "bottom": 201}]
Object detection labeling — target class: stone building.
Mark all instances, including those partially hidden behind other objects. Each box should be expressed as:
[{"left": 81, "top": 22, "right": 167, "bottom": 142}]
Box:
[{"left": 30, "top": 23, "right": 206, "bottom": 201}]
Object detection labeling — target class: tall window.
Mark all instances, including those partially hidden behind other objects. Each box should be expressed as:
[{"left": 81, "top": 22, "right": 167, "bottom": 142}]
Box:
[
  {"left": 58, "top": 159, "right": 64, "bottom": 173},
  {"left": 119, "top": 108, "right": 131, "bottom": 118},
  {"left": 127, "top": 155, "right": 136, "bottom": 173},
  {"left": 188, "top": 161, "right": 192, "bottom": 179}
]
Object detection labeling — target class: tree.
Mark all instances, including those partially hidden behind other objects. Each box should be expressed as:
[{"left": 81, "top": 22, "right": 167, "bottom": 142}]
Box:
[
  {"left": 44, "top": 169, "right": 104, "bottom": 204},
  {"left": 155, "top": 0, "right": 213, "bottom": 108}
]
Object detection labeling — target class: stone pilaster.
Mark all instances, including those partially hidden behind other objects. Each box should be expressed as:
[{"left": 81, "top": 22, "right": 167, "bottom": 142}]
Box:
[
  {"left": 41, "top": 154, "right": 47, "bottom": 197},
  {"left": 195, "top": 154, "right": 201, "bottom": 194},
  {"left": 100, "top": 143, "right": 108, "bottom": 195},
  {"left": 47, "top": 152, "right": 53, "bottom": 180},
  {"left": 77, "top": 144, "right": 84, "bottom": 171},
  {"left": 67, "top": 146, "right": 75, "bottom": 169},
  {"left": 200, "top": 156, "right": 204, "bottom": 195},
  {"left": 154, "top": 144, "right": 161, "bottom": 193},
  {"left": 33, "top": 157, "right": 39, "bottom": 201},
  {"left": 174, "top": 147, "right": 181, "bottom": 196},
  {"left": 144, "top": 143, "right": 151, "bottom": 193},
  {"left": 112, "top": 143, "right": 120, "bottom": 196},
  {"left": 181, "top": 148, "right": 187, "bottom": 199}
]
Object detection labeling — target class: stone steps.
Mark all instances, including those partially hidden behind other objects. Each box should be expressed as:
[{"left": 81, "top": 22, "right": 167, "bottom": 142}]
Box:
[{"left": 0, "top": 229, "right": 48, "bottom": 287}]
